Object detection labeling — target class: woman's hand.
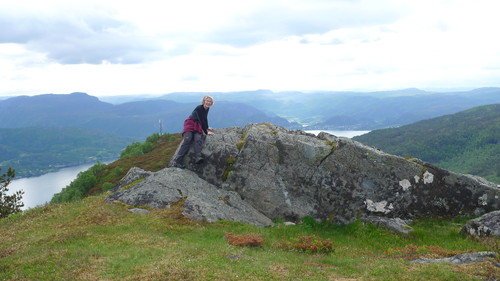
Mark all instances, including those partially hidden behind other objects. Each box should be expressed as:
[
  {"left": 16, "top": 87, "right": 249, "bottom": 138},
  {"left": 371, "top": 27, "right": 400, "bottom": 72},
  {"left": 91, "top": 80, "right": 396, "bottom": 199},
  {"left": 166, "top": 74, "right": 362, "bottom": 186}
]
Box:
[{"left": 207, "top": 131, "right": 214, "bottom": 135}]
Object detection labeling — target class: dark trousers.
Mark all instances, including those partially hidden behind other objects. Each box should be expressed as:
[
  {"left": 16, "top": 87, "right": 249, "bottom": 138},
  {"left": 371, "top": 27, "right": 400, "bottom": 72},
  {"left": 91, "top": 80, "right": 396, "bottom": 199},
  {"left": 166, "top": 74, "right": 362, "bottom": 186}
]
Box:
[{"left": 175, "top": 131, "right": 203, "bottom": 163}]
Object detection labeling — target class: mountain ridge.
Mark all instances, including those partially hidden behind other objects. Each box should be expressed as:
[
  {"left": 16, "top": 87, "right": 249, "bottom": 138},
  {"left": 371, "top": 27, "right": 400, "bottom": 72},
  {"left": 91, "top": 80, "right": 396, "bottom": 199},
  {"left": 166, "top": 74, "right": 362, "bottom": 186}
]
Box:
[
  {"left": 154, "top": 87, "right": 500, "bottom": 129},
  {"left": 2, "top": 88, "right": 499, "bottom": 133}
]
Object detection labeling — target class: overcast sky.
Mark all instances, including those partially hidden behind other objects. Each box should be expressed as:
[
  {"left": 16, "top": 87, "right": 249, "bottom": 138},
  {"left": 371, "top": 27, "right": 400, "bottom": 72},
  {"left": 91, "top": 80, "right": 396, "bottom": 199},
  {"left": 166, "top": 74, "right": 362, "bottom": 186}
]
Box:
[{"left": 1, "top": 0, "right": 499, "bottom": 97}]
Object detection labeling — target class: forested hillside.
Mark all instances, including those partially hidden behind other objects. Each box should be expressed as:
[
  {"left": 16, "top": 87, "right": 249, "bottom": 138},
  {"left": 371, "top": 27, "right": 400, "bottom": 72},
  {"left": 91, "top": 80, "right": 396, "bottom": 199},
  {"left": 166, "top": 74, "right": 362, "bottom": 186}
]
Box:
[
  {"left": 0, "top": 127, "right": 134, "bottom": 177},
  {"left": 353, "top": 104, "right": 500, "bottom": 183}
]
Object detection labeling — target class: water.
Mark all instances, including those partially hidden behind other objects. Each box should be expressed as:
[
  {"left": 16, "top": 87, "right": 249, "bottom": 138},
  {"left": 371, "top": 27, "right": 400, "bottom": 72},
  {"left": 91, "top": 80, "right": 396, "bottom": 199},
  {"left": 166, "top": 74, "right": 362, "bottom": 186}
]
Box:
[
  {"left": 304, "top": 130, "right": 370, "bottom": 138},
  {"left": 7, "top": 163, "right": 98, "bottom": 210}
]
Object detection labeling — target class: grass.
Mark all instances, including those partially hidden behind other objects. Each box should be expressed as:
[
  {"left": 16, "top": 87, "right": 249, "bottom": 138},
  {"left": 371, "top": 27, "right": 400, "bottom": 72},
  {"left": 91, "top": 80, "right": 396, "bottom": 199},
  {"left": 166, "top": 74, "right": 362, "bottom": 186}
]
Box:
[{"left": 1, "top": 195, "right": 498, "bottom": 280}]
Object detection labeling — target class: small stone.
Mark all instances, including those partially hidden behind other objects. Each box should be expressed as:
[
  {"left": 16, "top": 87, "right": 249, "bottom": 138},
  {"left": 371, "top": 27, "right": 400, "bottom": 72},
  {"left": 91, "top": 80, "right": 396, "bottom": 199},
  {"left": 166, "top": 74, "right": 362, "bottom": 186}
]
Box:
[
  {"left": 226, "top": 254, "right": 240, "bottom": 260},
  {"left": 129, "top": 208, "right": 150, "bottom": 214}
]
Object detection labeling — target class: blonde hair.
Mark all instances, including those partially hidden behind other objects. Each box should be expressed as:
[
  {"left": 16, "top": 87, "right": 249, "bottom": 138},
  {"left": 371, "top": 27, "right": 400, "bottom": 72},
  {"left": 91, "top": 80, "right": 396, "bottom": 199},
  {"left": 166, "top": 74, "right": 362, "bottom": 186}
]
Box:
[{"left": 201, "top": 95, "right": 214, "bottom": 104}]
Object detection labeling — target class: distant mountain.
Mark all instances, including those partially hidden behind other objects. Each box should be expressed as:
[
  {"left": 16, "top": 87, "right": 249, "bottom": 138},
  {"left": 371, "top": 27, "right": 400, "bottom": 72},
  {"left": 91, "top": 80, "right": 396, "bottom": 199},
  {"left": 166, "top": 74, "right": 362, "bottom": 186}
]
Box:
[
  {"left": 0, "top": 92, "right": 113, "bottom": 127},
  {"left": 353, "top": 104, "right": 500, "bottom": 184},
  {"left": 0, "top": 92, "right": 297, "bottom": 138},
  {"left": 0, "top": 127, "right": 134, "bottom": 177},
  {"left": 157, "top": 88, "right": 500, "bottom": 129}
]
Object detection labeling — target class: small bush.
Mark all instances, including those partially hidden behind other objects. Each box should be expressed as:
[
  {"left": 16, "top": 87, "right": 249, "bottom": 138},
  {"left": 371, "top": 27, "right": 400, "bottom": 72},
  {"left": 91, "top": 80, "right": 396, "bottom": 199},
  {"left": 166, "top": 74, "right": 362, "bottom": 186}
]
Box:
[
  {"left": 120, "top": 133, "right": 159, "bottom": 159},
  {"left": 146, "top": 133, "right": 160, "bottom": 143},
  {"left": 275, "top": 234, "right": 334, "bottom": 254},
  {"left": 301, "top": 216, "right": 319, "bottom": 228},
  {"left": 120, "top": 142, "right": 144, "bottom": 158},
  {"left": 222, "top": 157, "right": 236, "bottom": 181},
  {"left": 101, "top": 182, "right": 114, "bottom": 191},
  {"left": 224, "top": 232, "right": 265, "bottom": 247},
  {"left": 114, "top": 167, "right": 124, "bottom": 177}
]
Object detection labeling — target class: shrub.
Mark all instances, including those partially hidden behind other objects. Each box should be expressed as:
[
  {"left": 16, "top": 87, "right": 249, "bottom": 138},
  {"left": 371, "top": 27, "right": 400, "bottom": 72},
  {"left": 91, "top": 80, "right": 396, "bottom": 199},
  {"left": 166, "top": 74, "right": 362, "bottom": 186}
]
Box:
[
  {"left": 146, "top": 133, "right": 160, "bottom": 143},
  {"left": 275, "top": 234, "right": 334, "bottom": 254},
  {"left": 120, "top": 133, "right": 159, "bottom": 159},
  {"left": 224, "top": 232, "right": 265, "bottom": 247},
  {"left": 101, "top": 182, "right": 114, "bottom": 191},
  {"left": 141, "top": 141, "right": 154, "bottom": 154},
  {"left": 114, "top": 167, "right": 124, "bottom": 177},
  {"left": 120, "top": 142, "right": 144, "bottom": 158},
  {"left": 222, "top": 157, "right": 236, "bottom": 181},
  {"left": 301, "top": 216, "right": 319, "bottom": 228}
]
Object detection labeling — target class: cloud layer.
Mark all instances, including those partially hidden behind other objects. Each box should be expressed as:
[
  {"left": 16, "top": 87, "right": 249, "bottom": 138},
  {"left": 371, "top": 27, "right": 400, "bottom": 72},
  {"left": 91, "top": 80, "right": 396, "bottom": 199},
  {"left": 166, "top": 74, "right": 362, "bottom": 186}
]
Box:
[{"left": 1, "top": 0, "right": 499, "bottom": 96}]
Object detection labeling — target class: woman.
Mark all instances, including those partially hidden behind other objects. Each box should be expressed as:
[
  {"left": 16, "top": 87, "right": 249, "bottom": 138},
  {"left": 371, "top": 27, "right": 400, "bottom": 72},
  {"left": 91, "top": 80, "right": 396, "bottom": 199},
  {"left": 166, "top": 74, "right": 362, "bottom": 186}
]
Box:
[{"left": 173, "top": 95, "right": 214, "bottom": 168}]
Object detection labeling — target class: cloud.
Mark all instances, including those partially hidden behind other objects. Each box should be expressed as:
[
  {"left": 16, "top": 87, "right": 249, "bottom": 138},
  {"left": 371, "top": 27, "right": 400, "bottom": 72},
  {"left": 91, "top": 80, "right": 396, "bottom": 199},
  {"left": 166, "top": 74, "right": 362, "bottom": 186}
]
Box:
[
  {"left": 203, "top": 0, "right": 406, "bottom": 47},
  {"left": 1, "top": 0, "right": 500, "bottom": 96},
  {"left": 0, "top": 0, "right": 407, "bottom": 65},
  {"left": 0, "top": 2, "right": 162, "bottom": 64}
]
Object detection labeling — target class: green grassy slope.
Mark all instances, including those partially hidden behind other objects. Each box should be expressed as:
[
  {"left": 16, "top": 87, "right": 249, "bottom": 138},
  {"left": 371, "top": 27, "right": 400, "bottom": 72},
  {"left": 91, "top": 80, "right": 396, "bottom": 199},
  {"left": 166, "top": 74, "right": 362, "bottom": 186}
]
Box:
[
  {"left": 1, "top": 194, "right": 498, "bottom": 280},
  {"left": 353, "top": 104, "right": 500, "bottom": 184}
]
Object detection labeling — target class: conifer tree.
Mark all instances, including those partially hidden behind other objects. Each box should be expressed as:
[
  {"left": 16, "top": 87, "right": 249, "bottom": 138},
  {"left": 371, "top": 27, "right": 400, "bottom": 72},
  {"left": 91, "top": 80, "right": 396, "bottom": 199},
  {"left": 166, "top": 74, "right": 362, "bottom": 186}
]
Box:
[{"left": 0, "top": 167, "right": 24, "bottom": 218}]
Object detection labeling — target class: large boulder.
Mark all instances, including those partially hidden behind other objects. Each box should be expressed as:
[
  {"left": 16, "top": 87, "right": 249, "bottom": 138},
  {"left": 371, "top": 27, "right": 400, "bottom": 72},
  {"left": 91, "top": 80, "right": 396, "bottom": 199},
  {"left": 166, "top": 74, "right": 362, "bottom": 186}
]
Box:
[
  {"left": 107, "top": 167, "right": 273, "bottom": 227},
  {"left": 167, "top": 123, "right": 500, "bottom": 224}
]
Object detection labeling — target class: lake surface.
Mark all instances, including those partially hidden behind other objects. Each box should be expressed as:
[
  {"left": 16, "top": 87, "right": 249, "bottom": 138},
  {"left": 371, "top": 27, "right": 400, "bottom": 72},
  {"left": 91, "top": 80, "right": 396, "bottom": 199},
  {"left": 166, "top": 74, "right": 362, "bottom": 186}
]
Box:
[
  {"left": 7, "top": 130, "right": 369, "bottom": 210},
  {"left": 7, "top": 163, "right": 99, "bottom": 210},
  {"left": 304, "top": 130, "right": 370, "bottom": 138}
]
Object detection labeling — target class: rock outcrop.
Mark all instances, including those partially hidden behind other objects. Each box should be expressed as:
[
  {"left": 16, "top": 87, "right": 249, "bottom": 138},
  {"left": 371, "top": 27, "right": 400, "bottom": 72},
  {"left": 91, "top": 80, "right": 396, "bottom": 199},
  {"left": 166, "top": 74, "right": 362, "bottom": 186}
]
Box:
[
  {"left": 108, "top": 123, "right": 500, "bottom": 226},
  {"left": 362, "top": 216, "right": 413, "bottom": 235},
  {"left": 461, "top": 210, "right": 500, "bottom": 237},
  {"left": 410, "top": 251, "right": 497, "bottom": 265}
]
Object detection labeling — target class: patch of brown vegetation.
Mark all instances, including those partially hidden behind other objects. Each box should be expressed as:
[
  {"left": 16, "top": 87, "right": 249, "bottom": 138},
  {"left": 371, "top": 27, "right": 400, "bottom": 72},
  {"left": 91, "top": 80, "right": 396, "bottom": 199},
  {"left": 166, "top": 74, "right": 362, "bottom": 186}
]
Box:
[
  {"left": 275, "top": 234, "right": 334, "bottom": 254},
  {"left": 386, "top": 244, "right": 471, "bottom": 260},
  {"left": 152, "top": 197, "right": 200, "bottom": 226},
  {"left": 224, "top": 232, "right": 265, "bottom": 247}
]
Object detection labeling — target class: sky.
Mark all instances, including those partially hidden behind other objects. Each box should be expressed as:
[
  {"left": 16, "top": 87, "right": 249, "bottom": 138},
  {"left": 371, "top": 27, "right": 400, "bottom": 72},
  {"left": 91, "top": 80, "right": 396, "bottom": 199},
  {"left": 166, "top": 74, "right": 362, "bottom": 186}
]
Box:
[{"left": 1, "top": 0, "right": 500, "bottom": 97}]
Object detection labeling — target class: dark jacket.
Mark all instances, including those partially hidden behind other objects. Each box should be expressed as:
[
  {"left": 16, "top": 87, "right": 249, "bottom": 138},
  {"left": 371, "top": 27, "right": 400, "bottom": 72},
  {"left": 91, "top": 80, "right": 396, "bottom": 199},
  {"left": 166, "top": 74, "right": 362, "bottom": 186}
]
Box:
[{"left": 189, "top": 105, "right": 210, "bottom": 134}]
